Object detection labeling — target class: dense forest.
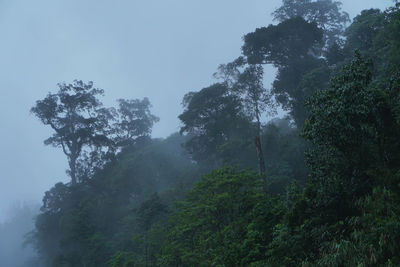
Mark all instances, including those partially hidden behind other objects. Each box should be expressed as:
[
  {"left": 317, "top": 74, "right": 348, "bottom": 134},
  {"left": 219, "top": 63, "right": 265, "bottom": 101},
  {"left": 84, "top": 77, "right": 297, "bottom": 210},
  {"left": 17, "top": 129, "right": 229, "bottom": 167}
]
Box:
[{"left": 25, "top": 0, "right": 400, "bottom": 266}]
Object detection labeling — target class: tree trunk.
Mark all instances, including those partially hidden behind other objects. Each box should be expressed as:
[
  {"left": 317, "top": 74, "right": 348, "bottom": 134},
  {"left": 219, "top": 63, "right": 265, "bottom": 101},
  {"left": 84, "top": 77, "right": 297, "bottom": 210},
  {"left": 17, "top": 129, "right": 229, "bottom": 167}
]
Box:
[
  {"left": 69, "top": 155, "right": 77, "bottom": 185},
  {"left": 254, "top": 135, "right": 266, "bottom": 176},
  {"left": 254, "top": 108, "right": 266, "bottom": 177}
]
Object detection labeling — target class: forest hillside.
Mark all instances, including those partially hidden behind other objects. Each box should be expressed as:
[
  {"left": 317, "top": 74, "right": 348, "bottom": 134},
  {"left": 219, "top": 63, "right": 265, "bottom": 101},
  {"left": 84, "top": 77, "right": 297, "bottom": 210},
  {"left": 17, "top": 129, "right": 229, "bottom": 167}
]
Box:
[{"left": 28, "top": 1, "right": 400, "bottom": 266}]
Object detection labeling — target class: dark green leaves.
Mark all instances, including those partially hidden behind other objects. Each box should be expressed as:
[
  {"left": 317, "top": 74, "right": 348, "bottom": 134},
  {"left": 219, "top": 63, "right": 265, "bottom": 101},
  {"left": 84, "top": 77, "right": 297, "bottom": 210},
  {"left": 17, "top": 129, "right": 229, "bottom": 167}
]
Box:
[
  {"left": 163, "top": 168, "right": 265, "bottom": 266},
  {"left": 272, "top": 0, "right": 350, "bottom": 47},
  {"left": 243, "top": 17, "right": 323, "bottom": 67}
]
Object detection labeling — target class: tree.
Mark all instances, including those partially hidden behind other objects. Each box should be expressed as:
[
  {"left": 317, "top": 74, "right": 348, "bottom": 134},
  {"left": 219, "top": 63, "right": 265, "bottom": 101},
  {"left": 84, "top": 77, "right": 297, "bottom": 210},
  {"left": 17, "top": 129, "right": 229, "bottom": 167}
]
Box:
[
  {"left": 179, "top": 83, "right": 251, "bottom": 168},
  {"left": 235, "top": 64, "right": 274, "bottom": 176},
  {"left": 134, "top": 193, "right": 168, "bottom": 266},
  {"left": 261, "top": 119, "right": 309, "bottom": 193},
  {"left": 216, "top": 59, "right": 275, "bottom": 177},
  {"left": 242, "top": 17, "right": 325, "bottom": 127},
  {"left": 242, "top": 17, "right": 323, "bottom": 67},
  {"left": 292, "top": 65, "right": 331, "bottom": 126},
  {"left": 303, "top": 53, "right": 380, "bottom": 166},
  {"left": 31, "top": 133, "right": 196, "bottom": 267},
  {"left": 298, "top": 53, "right": 390, "bottom": 244},
  {"left": 161, "top": 168, "right": 265, "bottom": 266},
  {"left": 31, "top": 80, "right": 113, "bottom": 185},
  {"left": 114, "top": 98, "right": 159, "bottom": 147},
  {"left": 342, "top": 5, "right": 400, "bottom": 80},
  {"left": 344, "top": 9, "right": 386, "bottom": 55},
  {"left": 272, "top": 0, "right": 350, "bottom": 47}
]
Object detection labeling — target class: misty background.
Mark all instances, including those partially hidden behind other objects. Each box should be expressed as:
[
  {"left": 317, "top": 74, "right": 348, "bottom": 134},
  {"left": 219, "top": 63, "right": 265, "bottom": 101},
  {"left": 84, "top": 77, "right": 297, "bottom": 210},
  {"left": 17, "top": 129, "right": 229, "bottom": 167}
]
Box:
[{"left": 0, "top": 0, "right": 392, "bottom": 224}]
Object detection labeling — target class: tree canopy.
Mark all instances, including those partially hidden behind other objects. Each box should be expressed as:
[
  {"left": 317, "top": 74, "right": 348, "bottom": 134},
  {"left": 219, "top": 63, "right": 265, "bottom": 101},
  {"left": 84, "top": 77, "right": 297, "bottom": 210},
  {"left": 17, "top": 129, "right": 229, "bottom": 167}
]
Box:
[
  {"left": 31, "top": 80, "right": 113, "bottom": 185},
  {"left": 272, "top": 0, "right": 350, "bottom": 46},
  {"left": 31, "top": 80, "right": 159, "bottom": 184}
]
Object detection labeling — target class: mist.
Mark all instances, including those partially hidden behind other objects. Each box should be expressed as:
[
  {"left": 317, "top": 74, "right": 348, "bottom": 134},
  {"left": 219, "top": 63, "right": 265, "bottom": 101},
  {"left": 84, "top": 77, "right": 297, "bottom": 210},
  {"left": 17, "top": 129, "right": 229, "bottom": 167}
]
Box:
[
  {"left": 0, "top": 202, "right": 40, "bottom": 266},
  {"left": 0, "top": 0, "right": 395, "bottom": 266}
]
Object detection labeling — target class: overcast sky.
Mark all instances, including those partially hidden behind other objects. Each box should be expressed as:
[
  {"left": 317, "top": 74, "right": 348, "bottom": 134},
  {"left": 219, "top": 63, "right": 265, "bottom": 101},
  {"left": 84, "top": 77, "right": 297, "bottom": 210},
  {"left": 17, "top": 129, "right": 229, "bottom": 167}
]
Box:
[{"left": 0, "top": 0, "right": 393, "bottom": 222}]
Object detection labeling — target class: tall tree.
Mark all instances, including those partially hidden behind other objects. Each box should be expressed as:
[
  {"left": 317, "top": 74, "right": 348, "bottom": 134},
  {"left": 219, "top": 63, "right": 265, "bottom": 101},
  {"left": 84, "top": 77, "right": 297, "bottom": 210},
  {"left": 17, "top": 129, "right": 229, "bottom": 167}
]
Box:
[
  {"left": 272, "top": 0, "right": 350, "bottom": 47},
  {"left": 31, "top": 80, "right": 113, "bottom": 185},
  {"left": 302, "top": 52, "right": 385, "bottom": 218},
  {"left": 242, "top": 17, "right": 325, "bottom": 127},
  {"left": 235, "top": 64, "right": 274, "bottom": 176},
  {"left": 216, "top": 58, "right": 275, "bottom": 177},
  {"left": 242, "top": 17, "right": 323, "bottom": 67}
]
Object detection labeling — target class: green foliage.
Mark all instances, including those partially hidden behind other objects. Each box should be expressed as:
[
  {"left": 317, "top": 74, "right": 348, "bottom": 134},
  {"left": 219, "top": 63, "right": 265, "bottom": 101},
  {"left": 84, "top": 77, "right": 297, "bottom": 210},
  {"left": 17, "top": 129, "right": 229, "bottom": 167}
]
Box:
[
  {"left": 343, "top": 6, "right": 400, "bottom": 80},
  {"left": 161, "top": 168, "right": 267, "bottom": 266},
  {"left": 243, "top": 17, "right": 323, "bottom": 67},
  {"left": 314, "top": 186, "right": 400, "bottom": 266},
  {"left": 261, "top": 119, "right": 308, "bottom": 193},
  {"left": 242, "top": 17, "right": 326, "bottom": 126},
  {"left": 108, "top": 251, "right": 135, "bottom": 267},
  {"left": 272, "top": 0, "right": 350, "bottom": 46},
  {"left": 179, "top": 83, "right": 252, "bottom": 168},
  {"left": 293, "top": 65, "right": 331, "bottom": 127},
  {"left": 302, "top": 52, "right": 399, "bottom": 204},
  {"left": 303, "top": 53, "right": 378, "bottom": 153},
  {"left": 345, "top": 9, "right": 386, "bottom": 55},
  {"left": 32, "top": 134, "right": 196, "bottom": 266},
  {"left": 216, "top": 59, "right": 276, "bottom": 175}
]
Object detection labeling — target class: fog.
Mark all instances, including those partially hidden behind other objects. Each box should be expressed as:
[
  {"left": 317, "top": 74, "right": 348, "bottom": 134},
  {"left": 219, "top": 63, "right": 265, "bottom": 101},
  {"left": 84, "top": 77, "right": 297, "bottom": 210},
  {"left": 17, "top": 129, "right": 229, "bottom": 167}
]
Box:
[
  {"left": 0, "top": 202, "right": 40, "bottom": 266},
  {"left": 0, "top": 0, "right": 393, "bottom": 263}
]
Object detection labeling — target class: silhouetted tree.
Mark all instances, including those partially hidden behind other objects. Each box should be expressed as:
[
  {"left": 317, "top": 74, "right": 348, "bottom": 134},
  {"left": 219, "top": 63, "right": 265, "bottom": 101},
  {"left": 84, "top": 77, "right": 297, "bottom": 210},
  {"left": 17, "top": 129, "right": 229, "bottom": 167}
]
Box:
[
  {"left": 242, "top": 17, "right": 324, "bottom": 126},
  {"left": 114, "top": 98, "right": 159, "bottom": 147},
  {"left": 273, "top": 0, "right": 350, "bottom": 47},
  {"left": 31, "top": 80, "right": 113, "bottom": 185}
]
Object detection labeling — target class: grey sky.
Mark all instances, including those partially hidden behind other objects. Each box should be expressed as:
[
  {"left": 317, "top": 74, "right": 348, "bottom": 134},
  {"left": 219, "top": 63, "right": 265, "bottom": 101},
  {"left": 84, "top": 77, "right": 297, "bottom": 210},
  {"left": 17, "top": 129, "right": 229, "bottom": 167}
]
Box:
[{"left": 0, "top": 0, "right": 393, "bottom": 222}]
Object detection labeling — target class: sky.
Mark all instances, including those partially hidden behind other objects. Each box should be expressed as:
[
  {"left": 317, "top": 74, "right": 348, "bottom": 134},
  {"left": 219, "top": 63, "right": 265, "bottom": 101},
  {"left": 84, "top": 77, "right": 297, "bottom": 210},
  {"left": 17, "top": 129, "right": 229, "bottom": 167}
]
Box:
[{"left": 0, "top": 0, "right": 394, "bottom": 222}]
